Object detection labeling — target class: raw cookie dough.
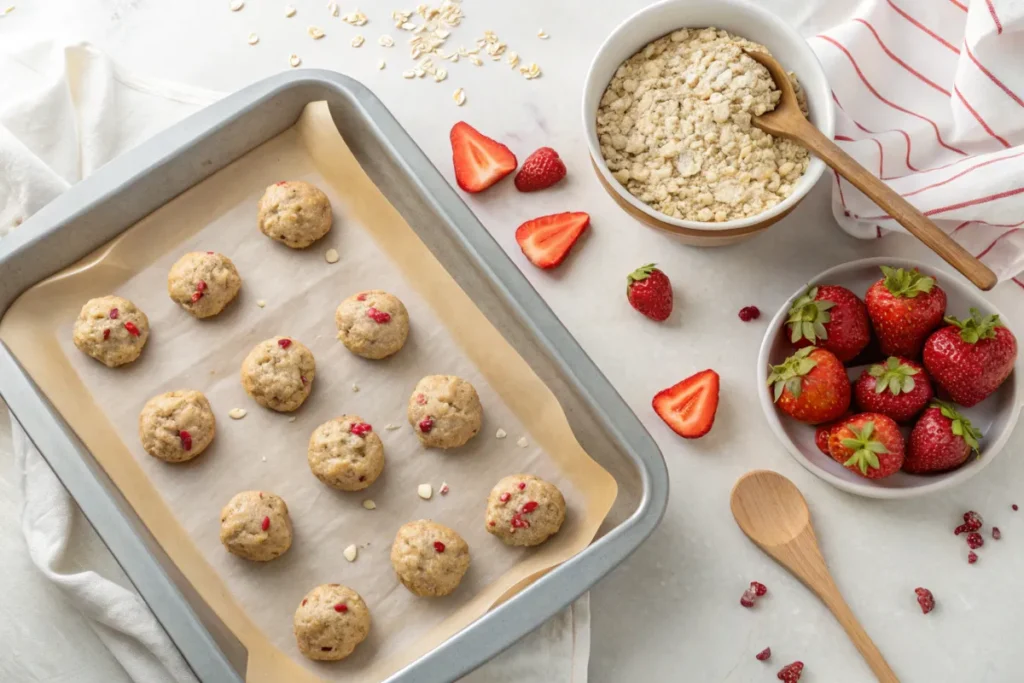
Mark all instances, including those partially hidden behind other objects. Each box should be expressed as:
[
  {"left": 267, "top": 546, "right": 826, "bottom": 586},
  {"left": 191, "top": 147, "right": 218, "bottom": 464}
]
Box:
[
  {"left": 219, "top": 490, "right": 293, "bottom": 562},
  {"left": 308, "top": 415, "right": 385, "bottom": 491},
  {"left": 72, "top": 295, "right": 150, "bottom": 367},
  {"left": 407, "top": 375, "right": 482, "bottom": 449},
  {"left": 240, "top": 336, "right": 315, "bottom": 412},
  {"left": 167, "top": 251, "right": 242, "bottom": 318},
  {"left": 390, "top": 520, "right": 470, "bottom": 597},
  {"left": 485, "top": 474, "right": 566, "bottom": 547},
  {"left": 138, "top": 390, "right": 216, "bottom": 463},
  {"left": 335, "top": 290, "right": 410, "bottom": 360},
  {"left": 293, "top": 584, "right": 371, "bottom": 661},
  {"left": 257, "top": 180, "right": 332, "bottom": 248}
]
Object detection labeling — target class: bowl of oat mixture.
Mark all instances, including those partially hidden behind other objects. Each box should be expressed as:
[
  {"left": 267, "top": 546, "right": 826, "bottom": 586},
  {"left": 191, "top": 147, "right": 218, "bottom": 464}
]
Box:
[{"left": 584, "top": 0, "right": 834, "bottom": 246}]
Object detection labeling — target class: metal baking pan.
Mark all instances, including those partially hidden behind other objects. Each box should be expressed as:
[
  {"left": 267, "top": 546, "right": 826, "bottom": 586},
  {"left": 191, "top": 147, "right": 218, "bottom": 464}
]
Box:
[{"left": 0, "top": 70, "right": 668, "bottom": 682}]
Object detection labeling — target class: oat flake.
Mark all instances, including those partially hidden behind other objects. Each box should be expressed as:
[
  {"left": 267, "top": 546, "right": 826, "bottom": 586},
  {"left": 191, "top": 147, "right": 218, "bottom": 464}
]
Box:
[
  {"left": 308, "top": 26, "right": 325, "bottom": 39},
  {"left": 453, "top": 88, "right": 466, "bottom": 106},
  {"left": 362, "top": 499, "right": 376, "bottom": 510},
  {"left": 289, "top": 54, "right": 302, "bottom": 67},
  {"left": 378, "top": 59, "right": 387, "bottom": 70},
  {"left": 229, "top": 0, "right": 244, "bottom": 11},
  {"left": 343, "top": 544, "right": 358, "bottom": 562},
  {"left": 284, "top": 4, "right": 296, "bottom": 17},
  {"left": 351, "top": 383, "right": 360, "bottom": 392},
  {"left": 247, "top": 33, "right": 259, "bottom": 45},
  {"left": 325, "top": 248, "right": 339, "bottom": 263},
  {"left": 537, "top": 29, "right": 549, "bottom": 39},
  {"left": 385, "top": 423, "right": 401, "bottom": 431},
  {"left": 495, "top": 428, "right": 507, "bottom": 439},
  {"left": 228, "top": 408, "right": 248, "bottom": 420},
  {"left": 402, "top": 69, "right": 417, "bottom": 79},
  {"left": 326, "top": 1, "right": 339, "bottom": 16},
  {"left": 378, "top": 35, "right": 395, "bottom": 47},
  {"left": 256, "top": 299, "right": 267, "bottom": 308},
  {"left": 351, "top": 35, "right": 365, "bottom": 47},
  {"left": 516, "top": 436, "right": 529, "bottom": 448},
  {"left": 417, "top": 484, "right": 433, "bottom": 500}
]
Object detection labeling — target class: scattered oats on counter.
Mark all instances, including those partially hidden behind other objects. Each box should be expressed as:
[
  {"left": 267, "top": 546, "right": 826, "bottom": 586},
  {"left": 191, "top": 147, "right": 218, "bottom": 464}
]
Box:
[
  {"left": 325, "top": 248, "right": 339, "bottom": 263},
  {"left": 343, "top": 544, "right": 358, "bottom": 562},
  {"left": 256, "top": 299, "right": 266, "bottom": 308},
  {"left": 434, "top": 68, "right": 448, "bottom": 82},
  {"left": 537, "top": 29, "right": 549, "bottom": 39},
  {"left": 417, "top": 484, "right": 433, "bottom": 500},
  {"left": 326, "top": 1, "right": 339, "bottom": 17},
  {"left": 507, "top": 51, "right": 519, "bottom": 68},
  {"left": 362, "top": 499, "right": 376, "bottom": 510},
  {"left": 495, "top": 428, "right": 507, "bottom": 439},
  {"left": 351, "top": 35, "right": 365, "bottom": 48},
  {"left": 288, "top": 416, "right": 297, "bottom": 423},
  {"left": 247, "top": 33, "right": 259, "bottom": 45},
  {"left": 453, "top": 87, "right": 466, "bottom": 106},
  {"left": 289, "top": 54, "right": 302, "bottom": 67},
  {"left": 378, "top": 59, "right": 387, "bottom": 70},
  {"left": 596, "top": 27, "right": 810, "bottom": 223},
  {"left": 379, "top": 35, "right": 395, "bottom": 47},
  {"left": 284, "top": 5, "right": 296, "bottom": 18},
  {"left": 1, "top": 5, "right": 14, "bottom": 15},
  {"left": 342, "top": 10, "right": 368, "bottom": 26},
  {"left": 519, "top": 62, "right": 541, "bottom": 80},
  {"left": 351, "top": 383, "right": 360, "bottom": 392},
  {"left": 228, "top": 408, "right": 248, "bottom": 420},
  {"left": 308, "top": 26, "right": 325, "bottom": 39},
  {"left": 385, "top": 423, "right": 401, "bottom": 431},
  {"left": 516, "top": 436, "right": 529, "bottom": 448},
  {"left": 402, "top": 69, "right": 416, "bottom": 79},
  {"left": 229, "top": 0, "right": 244, "bottom": 11}
]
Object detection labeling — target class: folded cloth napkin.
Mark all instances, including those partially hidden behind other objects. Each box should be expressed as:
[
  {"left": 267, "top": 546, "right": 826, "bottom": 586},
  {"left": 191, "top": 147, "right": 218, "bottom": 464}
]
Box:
[
  {"left": 814, "top": 0, "right": 1024, "bottom": 284},
  {"left": 0, "top": 41, "right": 589, "bottom": 683}
]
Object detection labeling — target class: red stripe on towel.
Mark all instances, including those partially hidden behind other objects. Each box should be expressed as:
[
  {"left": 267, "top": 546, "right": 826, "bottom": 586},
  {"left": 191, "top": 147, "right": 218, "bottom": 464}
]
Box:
[
  {"left": 984, "top": 0, "right": 1004, "bottom": 34},
  {"left": 852, "top": 19, "right": 951, "bottom": 97},
  {"left": 965, "top": 43, "right": 1024, "bottom": 108},
  {"left": 887, "top": 0, "right": 961, "bottom": 53},
  {"left": 954, "top": 84, "right": 1011, "bottom": 148}
]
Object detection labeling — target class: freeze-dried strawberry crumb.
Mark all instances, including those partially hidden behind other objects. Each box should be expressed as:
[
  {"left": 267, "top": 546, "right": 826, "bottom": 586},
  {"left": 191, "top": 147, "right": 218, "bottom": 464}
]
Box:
[
  {"left": 439, "top": 484, "right": 449, "bottom": 495},
  {"left": 191, "top": 291, "right": 203, "bottom": 303},
  {"left": 738, "top": 306, "right": 761, "bottom": 322},
  {"left": 777, "top": 662, "right": 803, "bottom": 682},
  {"left": 740, "top": 589, "right": 757, "bottom": 608},
  {"left": 261, "top": 516, "right": 270, "bottom": 531},
  {"left": 350, "top": 422, "right": 373, "bottom": 437},
  {"left": 968, "top": 551, "right": 978, "bottom": 564},
  {"left": 356, "top": 293, "right": 367, "bottom": 301},
  {"left": 499, "top": 492, "right": 511, "bottom": 504},
  {"left": 196, "top": 280, "right": 207, "bottom": 292},
  {"left": 518, "top": 482, "right": 526, "bottom": 490},
  {"left": 751, "top": 581, "right": 768, "bottom": 597},
  {"left": 103, "top": 329, "right": 111, "bottom": 340},
  {"left": 301, "top": 599, "right": 307, "bottom": 606},
  {"left": 433, "top": 541, "right": 446, "bottom": 553},
  {"left": 510, "top": 514, "right": 530, "bottom": 529},
  {"left": 109, "top": 308, "right": 119, "bottom": 319},
  {"left": 278, "top": 338, "right": 292, "bottom": 349},
  {"left": 962, "top": 511, "right": 983, "bottom": 531},
  {"left": 755, "top": 647, "right": 771, "bottom": 661},
  {"left": 415, "top": 393, "right": 427, "bottom": 405},
  {"left": 276, "top": 181, "right": 287, "bottom": 186},
  {"left": 521, "top": 501, "right": 539, "bottom": 514},
  {"left": 366, "top": 307, "right": 391, "bottom": 323},
  {"left": 992, "top": 527, "right": 1002, "bottom": 540},
  {"left": 334, "top": 603, "right": 348, "bottom": 613},
  {"left": 914, "top": 587, "right": 934, "bottom": 614},
  {"left": 1014, "top": 504, "right": 1019, "bottom": 511},
  {"left": 419, "top": 416, "right": 434, "bottom": 433},
  {"left": 124, "top": 322, "right": 140, "bottom": 337},
  {"left": 178, "top": 430, "right": 192, "bottom": 451},
  {"left": 966, "top": 532, "right": 984, "bottom": 549},
  {"left": 207, "top": 251, "right": 214, "bottom": 254},
  {"left": 488, "top": 521, "right": 496, "bottom": 526}
]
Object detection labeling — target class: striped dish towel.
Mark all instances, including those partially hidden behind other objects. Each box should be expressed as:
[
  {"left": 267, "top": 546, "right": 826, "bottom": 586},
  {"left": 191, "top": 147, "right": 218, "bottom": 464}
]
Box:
[{"left": 811, "top": 0, "right": 1024, "bottom": 287}]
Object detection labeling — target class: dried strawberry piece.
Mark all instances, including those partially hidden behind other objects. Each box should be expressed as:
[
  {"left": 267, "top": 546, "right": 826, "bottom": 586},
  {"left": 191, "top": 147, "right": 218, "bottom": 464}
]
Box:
[
  {"left": 301, "top": 599, "right": 307, "bottom": 606},
  {"left": 499, "top": 492, "right": 511, "bottom": 504},
  {"left": 192, "top": 280, "right": 207, "bottom": 303},
  {"left": 962, "top": 511, "right": 983, "bottom": 531},
  {"left": 510, "top": 514, "right": 530, "bottom": 529},
  {"left": 178, "top": 430, "right": 192, "bottom": 450},
  {"left": 419, "top": 416, "right": 434, "bottom": 433},
  {"left": 206, "top": 251, "right": 214, "bottom": 254},
  {"left": 103, "top": 329, "right": 111, "bottom": 340},
  {"left": 740, "top": 588, "right": 757, "bottom": 608},
  {"left": 738, "top": 306, "right": 761, "bottom": 322},
  {"left": 914, "top": 587, "right": 935, "bottom": 614},
  {"left": 755, "top": 647, "right": 771, "bottom": 661},
  {"left": 196, "top": 280, "right": 208, "bottom": 293},
  {"left": 433, "top": 541, "right": 446, "bottom": 553},
  {"left": 439, "top": 484, "right": 449, "bottom": 495},
  {"left": 1013, "top": 504, "right": 1019, "bottom": 511},
  {"left": 415, "top": 393, "right": 427, "bottom": 405},
  {"left": 366, "top": 307, "right": 392, "bottom": 324},
  {"left": 261, "top": 516, "right": 270, "bottom": 531},
  {"left": 278, "top": 338, "right": 292, "bottom": 349},
  {"left": 109, "top": 308, "right": 119, "bottom": 319},
  {"left": 750, "top": 581, "right": 768, "bottom": 597},
  {"left": 276, "top": 181, "right": 288, "bottom": 186},
  {"left": 993, "top": 527, "right": 1002, "bottom": 540},
  {"left": 124, "top": 321, "right": 140, "bottom": 337},
  {"left": 777, "top": 662, "right": 804, "bottom": 682},
  {"left": 191, "top": 292, "right": 203, "bottom": 303},
  {"left": 488, "top": 520, "right": 496, "bottom": 527},
  {"left": 968, "top": 551, "right": 978, "bottom": 564},
  {"left": 350, "top": 422, "right": 373, "bottom": 437},
  {"left": 334, "top": 603, "right": 348, "bottom": 613},
  {"left": 521, "top": 501, "right": 539, "bottom": 514},
  {"left": 517, "top": 482, "right": 526, "bottom": 490},
  {"left": 966, "top": 532, "right": 984, "bottom": 549},
  {"left": 356, "top": 293, "right": 368, "bottom": 301}
]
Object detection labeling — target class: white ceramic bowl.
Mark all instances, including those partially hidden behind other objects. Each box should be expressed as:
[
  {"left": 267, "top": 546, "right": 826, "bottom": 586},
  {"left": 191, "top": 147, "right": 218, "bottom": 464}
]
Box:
[
  {"left": 582, "top": 0, "right": 835, "bottom": 246},
  {"left": 758, "top": 257, "right": 1023, "bottom": 499}
]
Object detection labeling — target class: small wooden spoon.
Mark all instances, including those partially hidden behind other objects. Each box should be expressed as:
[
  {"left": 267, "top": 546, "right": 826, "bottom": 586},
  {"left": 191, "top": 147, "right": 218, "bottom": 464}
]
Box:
[
  {"left": 731, "top": 470, "right": 900, "bottom": 683},
  {"left": 746, "top": 50, "right": 997, "bottom": 292}
]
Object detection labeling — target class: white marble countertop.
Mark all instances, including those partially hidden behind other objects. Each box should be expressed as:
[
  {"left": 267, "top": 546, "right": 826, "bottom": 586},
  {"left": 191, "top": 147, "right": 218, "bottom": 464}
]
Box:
[{"left": 3, "top": 1, "right": 1024, "bottom": 681}]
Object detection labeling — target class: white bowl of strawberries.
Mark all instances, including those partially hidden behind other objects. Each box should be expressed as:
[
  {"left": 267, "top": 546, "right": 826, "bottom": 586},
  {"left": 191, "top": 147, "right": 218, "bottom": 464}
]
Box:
[{"left": 758, "top": 257, "right": 1022, "bottom": 498}]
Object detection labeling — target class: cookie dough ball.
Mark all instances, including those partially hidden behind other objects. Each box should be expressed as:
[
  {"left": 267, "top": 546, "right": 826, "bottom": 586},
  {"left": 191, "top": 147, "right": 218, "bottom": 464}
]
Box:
[
  {"left": 335, "top": 290, "right": 410, "bottom": 360},
  {"left": 390, "top": 520, "right": 470, "bottom": 597},
  {"left": 407, "top": 375, "right": 482, "bottom": 449},
  {"left": 240, "top": 337, "right": 315, "bottom": 412},
  {"left": 167, "top": 251, "right": 242, "bottom": 318},
  {"left": 257, "top": 180, "right": 332, "bottom": 249},
  {"left": 308, "top": 416, "right": 385, "bottom": 491},
  {"left": 293, "top": 584, "right": 371, "bottom": 661},
  {"left": 72, "top": 295, "right": 150, "bottom": 367},
  {"left": 485, "top": 474, "right": 566, "bottom": 547},
  {"left": 138, "top": 390, "right": 216, "bottom": 463},
  {"left": 219, "top": 490, "right": 293, "bottom": 562}
]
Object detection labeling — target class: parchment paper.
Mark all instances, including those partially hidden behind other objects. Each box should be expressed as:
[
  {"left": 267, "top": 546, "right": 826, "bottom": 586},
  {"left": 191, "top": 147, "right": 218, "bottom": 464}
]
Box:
[{"left": 0, "top": 103, "right": 617, "bottom": 682}]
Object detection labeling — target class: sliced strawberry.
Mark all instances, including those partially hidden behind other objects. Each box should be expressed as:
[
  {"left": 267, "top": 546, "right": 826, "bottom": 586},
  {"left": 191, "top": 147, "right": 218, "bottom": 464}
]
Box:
[
  {"left": 515, "top": 212, "right": 590, "bottom": 269},
  {"left": 450, "top": 121, "right": 517, "bottom": 193},
  {"left": 652, "top": 369, "right": 720, "bottom": 439}
]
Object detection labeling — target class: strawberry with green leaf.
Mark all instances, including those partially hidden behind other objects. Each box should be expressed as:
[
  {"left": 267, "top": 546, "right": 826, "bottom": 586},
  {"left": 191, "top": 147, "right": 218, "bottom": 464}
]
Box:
[
  {"left": 827, "top": 413, "right": 905, "bottom": 479},
  {"left": 787, "top": 285, "right": 870, "bottom": 362},
  {"left": 865, "top": 266, "right": 947, "bottom": 358},
  {"left": 923, "top": 308, "right": 1017, "bottom": 407},
  {"left": 904, "top": 401, "right": 982, "bottom": 474},
  {"left": 767, "top": 347, "right": 851, "bottom": 425},
  {"left": 853, "top": 357, "right": 933, "bottom": 423}
]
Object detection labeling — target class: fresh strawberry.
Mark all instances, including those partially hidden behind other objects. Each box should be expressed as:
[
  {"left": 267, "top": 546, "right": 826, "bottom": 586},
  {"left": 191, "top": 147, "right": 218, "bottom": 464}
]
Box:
[
  {"left": 853, "top": 357, "right": 933, "bottom": 423},
  {"left": 864, "top": 266, "right": 946, "bottom": 358},
  {"left": 515, "top": 212, "right": 589, "bottom": 269},
  {"left": 814, "top": 413, "right": 851, "bottom": 455},
  {"left": 652, "top": 369, "right": 719, "bottom": 439},
  {"left": 514, "top": 147, "right": 566, "bottom": 192},
  {"left": 450, "top": 121, "right": 517, "bottom": 193},
  {"left": 767, "top": 347, "right": 851, "bottom": 425},
  {"left": 626, "top": 264, "right": 673, "bottom": 321},
  {"left": 903, "top": 401, "right": 982, "bottom": 474},
  {"left": 923, "top": 308, "right": 1018, "bottom": 407},
  {"left": 787, "top": 285, "right": 870, "bottom": 362},
  {"left": 828, "top": 413, "right": 905, "bottom": 479}
]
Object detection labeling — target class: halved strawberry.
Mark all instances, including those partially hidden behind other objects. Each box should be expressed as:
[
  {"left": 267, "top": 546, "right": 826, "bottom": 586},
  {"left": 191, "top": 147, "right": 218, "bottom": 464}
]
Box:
[
  {"left": 652, "top": 369, "right": 720, "bottom": 439},
  {"left": 450, "top": 121, "right": 517, "bottom": 193},
  {"left": 515, "top": 212, "right": 590, "bottom": 269}
]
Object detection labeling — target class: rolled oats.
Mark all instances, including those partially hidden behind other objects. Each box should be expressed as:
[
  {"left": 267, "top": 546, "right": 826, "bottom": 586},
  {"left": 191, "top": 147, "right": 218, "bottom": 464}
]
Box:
[{"left": 596, "top": 27, "right": 809, "bottom": 223}]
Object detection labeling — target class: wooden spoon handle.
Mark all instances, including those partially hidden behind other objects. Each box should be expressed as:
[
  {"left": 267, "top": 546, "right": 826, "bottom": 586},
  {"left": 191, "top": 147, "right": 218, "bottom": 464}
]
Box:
[
  {"left": 794, "top": 121, "right": 997, "bottom": 291},
  {"left": 816, "top": 580, "right": 901, "bottom": 683}
]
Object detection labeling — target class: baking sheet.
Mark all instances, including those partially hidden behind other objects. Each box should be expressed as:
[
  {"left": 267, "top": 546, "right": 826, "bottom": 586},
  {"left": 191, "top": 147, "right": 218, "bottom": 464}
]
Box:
[{"left": 0, "top": 102, "right": 617, "bottom": 682}]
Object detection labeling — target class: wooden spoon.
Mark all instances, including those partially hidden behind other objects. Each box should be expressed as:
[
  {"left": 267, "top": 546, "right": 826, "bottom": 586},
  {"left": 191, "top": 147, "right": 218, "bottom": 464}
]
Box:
[
  {"left": 731, "top": 470, "right": 900, "bottom": 683},
  {"left": 746, "top": 50, "right": 997, "bottom": 292}
]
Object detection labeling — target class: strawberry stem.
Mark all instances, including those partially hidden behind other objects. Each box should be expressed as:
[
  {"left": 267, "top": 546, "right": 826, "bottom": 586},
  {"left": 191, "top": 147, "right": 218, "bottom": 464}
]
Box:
[
  {"left": 839, "top": 421, "right": 889, "bottom": 475},
  {"left": 880, "top": 265, "right": 935, "bottom": 298},
  {"left": 944, "top": 308, "right": 1001, "bottom": 344},
  {"left": 868, "top": 357, "right": 919, "bottom": 395},
  {"left": 786, "top": 287, "right": 835, "bottom": 344},
  {"left": 766, "top": 347, "right": 818, "bottom": 402},
  {"left": 932, "top": 400, "right": 982, "bottom": 452}
]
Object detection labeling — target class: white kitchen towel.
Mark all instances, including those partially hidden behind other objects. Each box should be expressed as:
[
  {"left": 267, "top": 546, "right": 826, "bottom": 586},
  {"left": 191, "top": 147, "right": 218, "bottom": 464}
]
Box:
[
  {"left": 814, "top": 0, "right": 1024, "bottom": 286},
  {"left": 0, "top": 41, "right": 589, "bottom": 683}
]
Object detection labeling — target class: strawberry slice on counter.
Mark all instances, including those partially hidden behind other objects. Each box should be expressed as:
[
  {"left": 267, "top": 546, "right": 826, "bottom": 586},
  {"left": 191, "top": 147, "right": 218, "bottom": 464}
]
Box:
[
  {"left": 450, "top": 121, "right": 517, "bottom": 193},
  {"left": 515, "top": 147, "right": 567, "bottom": 192},
  {"left": 515, "top": 212, "right": 590, "bottom": 269},
  {"left": 652, "top": 369, "right": 720, "bottom": 439}
]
